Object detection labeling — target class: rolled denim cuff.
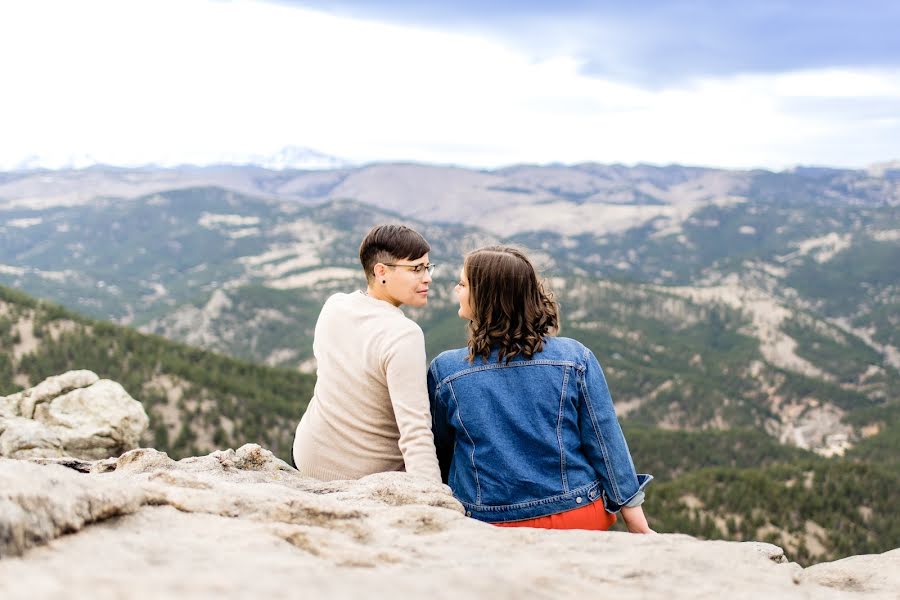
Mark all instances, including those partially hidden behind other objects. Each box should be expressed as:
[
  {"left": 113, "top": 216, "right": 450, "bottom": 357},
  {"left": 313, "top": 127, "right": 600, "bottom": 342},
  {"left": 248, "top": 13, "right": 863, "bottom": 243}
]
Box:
[
  {"left": 623, "top": 490, "right": 645, "bottom": 508},
  {"left": 605, "top": 473, "right": 653, "bottom": 513}
]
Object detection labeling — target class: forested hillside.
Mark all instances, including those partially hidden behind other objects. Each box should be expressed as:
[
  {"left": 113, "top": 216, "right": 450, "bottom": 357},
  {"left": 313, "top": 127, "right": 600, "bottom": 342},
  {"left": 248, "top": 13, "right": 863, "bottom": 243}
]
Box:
[
  {"left": 617, "top": 427, "right": 900, "bottom": 565},
  {"left": 640, "top": 461, "right": 900, "bottom": 565},
  {"left": 1, "top": 285, "right": 313, "bottom": 459}
]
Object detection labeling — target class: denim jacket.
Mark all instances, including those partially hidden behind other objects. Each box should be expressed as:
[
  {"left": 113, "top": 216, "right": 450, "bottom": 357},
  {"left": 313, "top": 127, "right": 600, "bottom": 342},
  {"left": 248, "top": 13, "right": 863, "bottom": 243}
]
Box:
[{"left": 428, "top": 336, "right": 652, "bottom": 523}]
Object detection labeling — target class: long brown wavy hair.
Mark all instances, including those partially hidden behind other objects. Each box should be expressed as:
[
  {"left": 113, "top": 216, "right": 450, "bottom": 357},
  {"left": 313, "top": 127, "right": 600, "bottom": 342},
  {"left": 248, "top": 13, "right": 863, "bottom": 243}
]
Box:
[{"left": 464, "top": 245, "right": 559, "bottom": 363}]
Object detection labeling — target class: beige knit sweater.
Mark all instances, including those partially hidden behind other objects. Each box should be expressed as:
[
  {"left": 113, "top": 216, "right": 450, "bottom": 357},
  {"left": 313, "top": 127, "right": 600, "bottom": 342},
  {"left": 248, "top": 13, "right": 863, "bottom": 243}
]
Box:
[{"left": 292, "top": 291, "right": 441, "bottom": 482}]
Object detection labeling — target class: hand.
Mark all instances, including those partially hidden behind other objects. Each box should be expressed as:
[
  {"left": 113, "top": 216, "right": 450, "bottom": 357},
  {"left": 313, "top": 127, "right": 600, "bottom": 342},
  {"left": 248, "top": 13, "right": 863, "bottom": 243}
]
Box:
[{"left": 620, "top": 506, "right": 656, "bottom": 534}]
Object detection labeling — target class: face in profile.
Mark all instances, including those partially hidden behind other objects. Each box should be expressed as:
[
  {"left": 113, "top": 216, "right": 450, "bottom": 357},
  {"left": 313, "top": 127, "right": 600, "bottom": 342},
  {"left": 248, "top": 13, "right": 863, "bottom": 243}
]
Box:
[
  {"left": 455, "top": 267, "right": 473, "bottom": 320},
  {"left": 381, "top": 253, "right": 432, "bottom": 308}
]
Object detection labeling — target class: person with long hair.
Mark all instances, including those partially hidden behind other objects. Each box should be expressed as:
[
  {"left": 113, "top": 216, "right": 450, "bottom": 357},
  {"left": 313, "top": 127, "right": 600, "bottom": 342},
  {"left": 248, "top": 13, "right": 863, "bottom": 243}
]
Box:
[
  {"left": 292, "top": 224, "right": 441, "bottom": 482},
  {"left": 428, "top": 245, "right": 653, "bottom": 531}
]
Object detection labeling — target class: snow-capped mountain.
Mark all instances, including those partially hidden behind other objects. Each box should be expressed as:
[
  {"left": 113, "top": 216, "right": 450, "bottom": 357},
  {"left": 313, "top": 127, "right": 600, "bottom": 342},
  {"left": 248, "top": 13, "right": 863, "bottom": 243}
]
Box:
[
  {"left": 3, "top": 153, "right": 105, "bottom": 172},
  {"left": 0, "top": 146, "right": 350, "bottom": 172},
  {"left": 209, "top": 146, "right": 350, "bottom": 170}
]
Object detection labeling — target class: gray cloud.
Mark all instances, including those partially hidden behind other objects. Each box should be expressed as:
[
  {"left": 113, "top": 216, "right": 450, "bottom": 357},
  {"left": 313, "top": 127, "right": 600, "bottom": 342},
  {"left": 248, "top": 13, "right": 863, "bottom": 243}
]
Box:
[{"left": 277, "top": 1, "right": 900, "bottom": 86}]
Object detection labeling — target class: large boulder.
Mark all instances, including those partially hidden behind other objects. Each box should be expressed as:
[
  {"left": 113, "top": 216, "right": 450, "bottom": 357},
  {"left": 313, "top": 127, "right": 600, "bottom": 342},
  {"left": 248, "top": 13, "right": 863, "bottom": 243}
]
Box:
[
  {"left": 0, "top": 371, "right": 148, "bottom": 460},
  {"left": 1, "top": 445, "right": 896, "bottom": 598}
]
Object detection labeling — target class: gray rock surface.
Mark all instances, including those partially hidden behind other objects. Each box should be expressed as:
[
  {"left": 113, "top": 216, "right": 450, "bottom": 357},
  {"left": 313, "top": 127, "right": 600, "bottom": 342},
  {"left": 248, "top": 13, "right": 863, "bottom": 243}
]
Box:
[
  {"left": 1, "top": 444, "right": 897, "bottom": 599},
  {"left": 0, "top": 371, "right": 149, "bottom": 460},
  {"left": 799, "top": 549, "right": 900, "bottom": 593}
]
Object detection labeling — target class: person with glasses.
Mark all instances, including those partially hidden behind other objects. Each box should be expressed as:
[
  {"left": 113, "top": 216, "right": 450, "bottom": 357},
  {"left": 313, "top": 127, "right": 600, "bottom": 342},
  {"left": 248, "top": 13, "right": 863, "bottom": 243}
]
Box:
[
  {"left": 428, "top": 245, "right": 653, "bottom": 532},
  {"left": 292, "top": 224, "right": 441, "bottom": 482}
]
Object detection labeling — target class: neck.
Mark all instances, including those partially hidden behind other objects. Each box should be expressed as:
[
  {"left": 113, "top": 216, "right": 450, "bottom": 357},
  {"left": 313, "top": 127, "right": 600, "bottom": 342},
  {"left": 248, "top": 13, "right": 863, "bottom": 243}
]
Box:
[{"left": 365, "top": 285, "right": 401, "bottom": 307}]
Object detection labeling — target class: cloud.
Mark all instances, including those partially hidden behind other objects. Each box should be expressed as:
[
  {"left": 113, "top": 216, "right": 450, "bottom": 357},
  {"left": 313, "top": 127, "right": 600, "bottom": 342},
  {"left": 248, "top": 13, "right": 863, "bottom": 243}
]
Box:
[
  {"left": 0, "top": 0, "right": 898, "bottom": 170},
  {"left": 281, "top": 0, "right": 900, "bottom": 86}
]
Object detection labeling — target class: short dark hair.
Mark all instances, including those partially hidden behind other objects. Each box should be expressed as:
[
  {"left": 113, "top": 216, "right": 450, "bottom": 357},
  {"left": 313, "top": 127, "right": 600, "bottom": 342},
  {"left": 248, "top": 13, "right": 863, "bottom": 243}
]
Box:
[
  {"left": 464, "top": 245, "right": 559, "bottom": 363},
  {"left": 359, "top": 224, "right": 431, "bottom": 282}
]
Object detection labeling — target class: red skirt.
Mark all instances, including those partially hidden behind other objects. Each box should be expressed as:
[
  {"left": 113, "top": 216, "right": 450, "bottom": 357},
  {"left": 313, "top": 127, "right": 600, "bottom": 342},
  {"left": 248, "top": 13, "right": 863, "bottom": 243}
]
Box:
[{"left": 492, "top": 498, "right": 616, "bottom": 531}]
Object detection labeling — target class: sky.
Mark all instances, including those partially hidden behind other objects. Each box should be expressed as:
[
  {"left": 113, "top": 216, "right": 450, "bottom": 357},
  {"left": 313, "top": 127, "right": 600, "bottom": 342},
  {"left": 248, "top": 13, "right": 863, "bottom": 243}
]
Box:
[{"left": 1, "top": 0, "right": 899, "bottom": 171}]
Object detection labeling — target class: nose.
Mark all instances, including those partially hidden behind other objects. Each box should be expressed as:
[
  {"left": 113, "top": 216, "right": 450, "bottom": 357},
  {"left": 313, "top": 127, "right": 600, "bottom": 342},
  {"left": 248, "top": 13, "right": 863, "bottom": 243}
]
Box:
[{"left": 422, "top": 270, "right": 432, "bottom": 284}]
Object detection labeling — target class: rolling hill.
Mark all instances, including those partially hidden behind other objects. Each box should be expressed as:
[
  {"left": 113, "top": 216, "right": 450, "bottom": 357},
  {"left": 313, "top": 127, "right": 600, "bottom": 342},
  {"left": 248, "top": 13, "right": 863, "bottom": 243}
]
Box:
[{"left": 0, "top": 285, "right": 314, "bottom": 459}]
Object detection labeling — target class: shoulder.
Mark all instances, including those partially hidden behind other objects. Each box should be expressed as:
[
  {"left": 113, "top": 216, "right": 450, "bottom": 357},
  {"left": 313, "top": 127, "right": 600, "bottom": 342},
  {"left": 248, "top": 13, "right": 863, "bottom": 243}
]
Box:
[
  {"left": 433, "top": 346, "right": 470, "bottom": 364},
  {"left": 543, "top": 336, "right": 589, "bottom": 359},
  {"left": 379, "top": 315, "right": 425, "bottom": 362},
  {"left": 544, "top": 337, "right": 606, "bottom": 370},
  {"left": 429, "top": 347, "right": 470, "bottom": 380},
  {"left": 390, "top": 313, "right": 424, "bottom": 339},
  {"left": 320, "top": 291, "right": 353, "bottom": 312}
]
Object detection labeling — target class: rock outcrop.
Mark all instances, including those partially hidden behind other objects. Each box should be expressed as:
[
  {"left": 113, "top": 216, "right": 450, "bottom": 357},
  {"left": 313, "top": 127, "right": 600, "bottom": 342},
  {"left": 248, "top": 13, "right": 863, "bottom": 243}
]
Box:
[
  {"left": 1, "top": 445, "right": 897, "bottom": 599},
  {"left": 0, "top": 371, "right": 148, "bottom": 460}
]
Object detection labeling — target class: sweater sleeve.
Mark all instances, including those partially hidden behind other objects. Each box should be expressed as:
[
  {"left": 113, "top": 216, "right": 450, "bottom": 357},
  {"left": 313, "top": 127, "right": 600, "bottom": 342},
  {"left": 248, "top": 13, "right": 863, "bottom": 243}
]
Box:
[{"left": 383, "top": 323, "right": 442, "bottom": 482}]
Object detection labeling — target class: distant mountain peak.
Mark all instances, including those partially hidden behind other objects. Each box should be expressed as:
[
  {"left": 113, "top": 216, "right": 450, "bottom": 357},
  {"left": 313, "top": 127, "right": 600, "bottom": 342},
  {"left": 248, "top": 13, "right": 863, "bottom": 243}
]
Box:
[
  {"left": 3, "top": 152, "right": 105, "bottom": 172},
  {"left": 0, "top": 146, "right": 350, "bottom": 173},
  {"left": 208, "top": 145, "right": 350, "bottom": 170}
]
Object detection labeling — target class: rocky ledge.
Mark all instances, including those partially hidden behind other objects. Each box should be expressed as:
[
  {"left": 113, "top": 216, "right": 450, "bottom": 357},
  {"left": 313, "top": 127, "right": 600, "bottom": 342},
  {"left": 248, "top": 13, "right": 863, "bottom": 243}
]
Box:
[
  {"left": 0, "top": 371, "right": 148, "bottom": 460},
  {"left": 1, "top": 444, "right": 897, "bottom": 599},
  {"left": 1, "top": 373, "right": 897, "bottom": 598}
]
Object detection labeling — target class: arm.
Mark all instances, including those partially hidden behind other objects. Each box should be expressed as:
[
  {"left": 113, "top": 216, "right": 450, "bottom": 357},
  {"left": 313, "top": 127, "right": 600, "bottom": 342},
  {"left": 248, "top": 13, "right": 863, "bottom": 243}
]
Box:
[
  {"left": 384, "top": 325, "right": 442, "bottom": 483},
  {"left": 427, "top": 361, "right": 454, "bottom": 484},
  {"left": 577, "top": 346, "right": 653, "bottom": 519},
  {"left": 620, "top": 505, "right": 655, "bottom": 534}
]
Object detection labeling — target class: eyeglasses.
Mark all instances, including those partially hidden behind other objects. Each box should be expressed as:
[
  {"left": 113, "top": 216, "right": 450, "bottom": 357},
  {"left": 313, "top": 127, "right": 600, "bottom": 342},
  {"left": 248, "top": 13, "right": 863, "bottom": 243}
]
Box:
[{"left": 383, "top": 262, "right": 437, "bottom": 276}]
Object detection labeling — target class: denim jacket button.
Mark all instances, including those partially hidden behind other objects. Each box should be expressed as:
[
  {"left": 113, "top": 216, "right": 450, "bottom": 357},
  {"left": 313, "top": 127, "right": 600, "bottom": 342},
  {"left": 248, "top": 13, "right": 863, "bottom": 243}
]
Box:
[
  {"left": 575, "top": 496, "right": 583, "bottom": 504},
  {"left": 465, "top": 511, "right": 471, "bottom": 517}
]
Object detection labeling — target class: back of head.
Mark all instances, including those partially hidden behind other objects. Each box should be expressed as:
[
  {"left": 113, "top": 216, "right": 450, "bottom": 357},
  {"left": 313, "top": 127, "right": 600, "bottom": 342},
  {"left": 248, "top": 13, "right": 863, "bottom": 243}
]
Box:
[
  {"left": 464, "top": 245, "right": 559, "bottom": 363},
  {"left": 359, "top": 224, "right": 430, "bottom": 282}
]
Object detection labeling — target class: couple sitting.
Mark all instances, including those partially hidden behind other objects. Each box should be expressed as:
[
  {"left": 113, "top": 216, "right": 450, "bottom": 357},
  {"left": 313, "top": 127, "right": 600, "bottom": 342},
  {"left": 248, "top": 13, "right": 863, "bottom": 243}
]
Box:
[{"left": 293, "top": 224, "right": 653, "bottom": 533}]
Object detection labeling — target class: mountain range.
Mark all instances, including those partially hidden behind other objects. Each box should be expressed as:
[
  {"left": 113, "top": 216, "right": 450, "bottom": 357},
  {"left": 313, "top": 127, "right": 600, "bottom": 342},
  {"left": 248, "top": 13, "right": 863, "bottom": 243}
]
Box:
[{"left": 1, "top": 161, "right": 898, "bottom": 459}]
